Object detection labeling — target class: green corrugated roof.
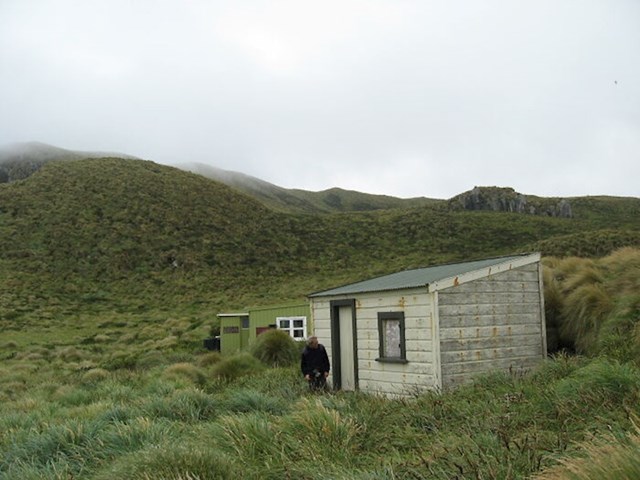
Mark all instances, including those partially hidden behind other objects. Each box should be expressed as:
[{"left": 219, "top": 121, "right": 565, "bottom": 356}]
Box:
[{"left": 308, "top": 254, "right": 533, "bottom": 297}]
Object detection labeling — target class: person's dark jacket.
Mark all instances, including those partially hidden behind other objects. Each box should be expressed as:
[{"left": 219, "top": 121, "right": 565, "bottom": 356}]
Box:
[{"left": 301, "top": 344, "right": 330, "bottom": 377}]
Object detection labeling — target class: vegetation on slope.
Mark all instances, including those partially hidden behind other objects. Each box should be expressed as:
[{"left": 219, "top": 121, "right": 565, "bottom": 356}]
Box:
[
  {"left": 0, "top": 141, "right": 137, "bottom": 183},
  {"left": 544, "top": 248, "right": 640, "bottom": 362},
  {"left": 0, "top": 157, "right": 638, "bottom": 325},
  {"left": 0, "top": 157, "right": 639, "bottom": 479},
  {"left": 178, "top": 162, "right": 439, "bottom": 213},
  {"left": 1, "top": 345, "right": 640, "bottom": 479}
]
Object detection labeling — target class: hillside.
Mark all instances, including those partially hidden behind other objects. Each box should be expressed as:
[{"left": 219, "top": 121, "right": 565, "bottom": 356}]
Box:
[
  {"left": 1, "top": 157, "right": 639, "bottom": 323},
  {"left": 4, "top": 143, "right": 620, "bottom": 222},
  {"left": 176, "top": 161, "right": 439, "bottom": 213},
  {"left": 1, "top": 157, "right": 640, "bottom": 479},
  {"left": 0, "top": 142, "right": 138, "bottom": 183}
]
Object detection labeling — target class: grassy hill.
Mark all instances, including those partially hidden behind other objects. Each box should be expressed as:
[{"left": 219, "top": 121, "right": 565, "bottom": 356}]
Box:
[
  {"left": 1, "top": 157, "right": 639, "bottom": 319},
  {"left": 0, "top": 142, "right": 138, "bottom": 183},
  {"left": 176, "top": 161, "right": 439, "bottom": 213},
  {"left": 1, "top": 156, "right": 640, "bottom": 479}
]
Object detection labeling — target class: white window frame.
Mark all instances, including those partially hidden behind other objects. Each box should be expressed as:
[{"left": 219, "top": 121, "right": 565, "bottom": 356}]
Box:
[{"left": 276, "top": 316, "right": 307, "bottom": 340}]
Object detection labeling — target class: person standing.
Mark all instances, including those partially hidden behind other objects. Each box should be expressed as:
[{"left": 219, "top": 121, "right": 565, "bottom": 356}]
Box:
[{"left": 301, "top": 336, "right": 330, "bottom": 391}]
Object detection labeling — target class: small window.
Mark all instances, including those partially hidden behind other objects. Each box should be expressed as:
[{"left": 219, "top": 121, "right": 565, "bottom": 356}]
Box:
[
  {"left": 376, "top": 312, "right": 407, "bottom": 363},
  {"left": 241, "top": 316, "right": 250, "bottom": 329},
  {"left": 276, "top": 316, "right": 307, "bottom": 340},
  {"left": 278, "top": 319, "right": 290, "bottom": 329}
]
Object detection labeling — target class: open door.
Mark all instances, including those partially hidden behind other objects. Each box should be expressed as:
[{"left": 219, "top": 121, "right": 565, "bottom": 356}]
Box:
[{"left": 330, "top": 299, "right": 358, "bottom": 391}]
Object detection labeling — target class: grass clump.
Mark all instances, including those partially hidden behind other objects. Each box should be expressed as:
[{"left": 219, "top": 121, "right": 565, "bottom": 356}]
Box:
[
  {"left": 535, "top": 425, "right": 640, "bottom": 479},
  {"left": 282, "top": 398, "right": 362, "bottom": 464},
  {"left": 196, "top": 351, "right": 222, "bottom": 368},
  {"left": 554, "top": 358, "right": 640, "bottom": 407},
  {"left": 250, "top": 328, "right": 301, "bottom": 367},
  {"left": 81, "top": 368, "right": 110, "bottom": 384},
  {"left": 163, "top": 362, "right": 206, "bottom": 386},
  {"left": 143, "top": 388, "right": 219, "bottom": 422},
  {"left": 210, "top": 353, "right": 265, "bottom": 381},
  {"left": 544, "top": 248, "right": 640, "bottom": 362},
  {"left": 223, "top": 388, "right": 289, "bottom": 415},
  {"left": 93, "top": 443, "right": 235, "bottom": 480}
]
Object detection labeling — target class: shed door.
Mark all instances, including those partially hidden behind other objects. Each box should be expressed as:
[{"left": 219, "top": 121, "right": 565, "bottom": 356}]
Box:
[{"left": 330, "top": 300, "right": 358, "bottom": 391}]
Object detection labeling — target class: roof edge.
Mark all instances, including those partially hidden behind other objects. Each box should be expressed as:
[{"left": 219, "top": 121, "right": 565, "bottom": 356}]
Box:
[
  {"left": 308, "top": 253, "right": 540, "bottom": 298},
  {"left": 429, "top": 252, "right": 541, "bottom": 292}
]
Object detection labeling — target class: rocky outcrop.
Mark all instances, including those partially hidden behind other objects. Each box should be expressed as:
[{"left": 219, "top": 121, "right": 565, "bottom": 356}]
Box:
[{"left": 449, "top": 186, "right": 573, "bottom": 218}]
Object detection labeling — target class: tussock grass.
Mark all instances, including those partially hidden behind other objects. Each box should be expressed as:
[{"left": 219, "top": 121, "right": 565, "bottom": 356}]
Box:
[
  {"left": 282, "top": 398, "right": 362, "bottom": 463},
  {"left": 249, "top": 328, "right": 300, "bottom": 367},
  {"left": 1, "top": 355, "right": 640, "bottom": 479},
  {"left": 135, "top": 350, "right": 169, "bottom": 369},
  {"left": 163, "top": 362, "right": 206, "bottom": 386},
  {"left": 57, "top": 346, "right": 87, "bottom": 361},
  {"left": 81, "top": 368, "right": 110, "bottom": 384},
  {"left": 93, "top": 442, "right": 235, "bottom": 480},
  {"left": 560, "top": 283, "right": 613, "bottom": 352},
  {"left": 223, "top": 389, "right": 289, "bottom": 415},
  {"left": 210, "top": 353, "right": 265, "bottom": 381},
  {"left": 93, "top": 334, "right": 111, "bottom": 343},
  {"left": 544, "top": 248, "right": 640, "bottom": 361},
  {"left": 535, "top": 424, "right": 640, "bottom": 480},
  {"left": 195, "top": 351, "right": 222, "bottom": 367},
  {"left": 554, "top": 358, "right": 640, "bottom": 407},
  {"left": 51, "top": 385, "right": 95, "bottom": 407}
]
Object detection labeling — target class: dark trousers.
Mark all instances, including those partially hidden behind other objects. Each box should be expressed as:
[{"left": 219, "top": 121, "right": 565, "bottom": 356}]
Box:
[{"left": 308, "top": 371, "right": 327, "bottom": 391}]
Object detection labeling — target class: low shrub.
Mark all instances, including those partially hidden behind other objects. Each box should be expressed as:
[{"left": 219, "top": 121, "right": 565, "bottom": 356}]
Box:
[
  {"left": 223, "top": 389, "right": 289, "bottom": 415},
  {"left": 57, "top": 346, "right": 86, "bottom": 362},
  {"left": 93, "top": 443, "right": 235, "bottom": 480},
  {"left": 102, "top": 350, "right": 138, "bottom": 370},
  {"left": 143, "top": 388, "right": 219, "bottom": 422},
  {"left": 554, "top": 358, "right": 640, "bottom": 407},
  {"left": 163, "top": 362, "right": 207, "bottom": 386},
  {"left": 535, "top": 425, "right": 640, "bottom": 479},
  {"left": 196, "top": 351, "right": 222, "bottom": 367},
  {"left": 135, "top": 350, "right": 169, "bottom": 370},
  {"left": 280, "top": 398, "right": 362, "bottom": 464},
  {"left": 211, "top": 353, "right": 265, "bottom": 381},
  {"left": 249, "top": 329, "right": 300, "bottom": 367},
  {"left": 216, "top": 412, "right": 284, "bottom": 463},
  {"left": 81, "top": 368, "right": 110, "bottom": 384}
]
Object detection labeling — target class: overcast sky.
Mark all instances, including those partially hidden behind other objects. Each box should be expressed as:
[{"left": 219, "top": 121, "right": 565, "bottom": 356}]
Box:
[{"left": 1, "top": 1, "right": 638, "bottom": 199}]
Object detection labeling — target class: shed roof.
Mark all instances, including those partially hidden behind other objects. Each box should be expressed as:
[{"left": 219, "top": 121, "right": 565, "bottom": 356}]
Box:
[{"left": 308, "top": 253, "right": 538, "bottom": 298}]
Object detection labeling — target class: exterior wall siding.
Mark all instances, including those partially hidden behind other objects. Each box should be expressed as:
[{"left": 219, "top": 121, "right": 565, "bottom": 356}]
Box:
[
  {"left": 311, "top": 289, "right": 437, "bottom": 396},
  {"left": 438, "top": 263, "right": 545, "bottom": 388},
  {"left": 249, "top": 304, "right": 310, "bottom": 343}
]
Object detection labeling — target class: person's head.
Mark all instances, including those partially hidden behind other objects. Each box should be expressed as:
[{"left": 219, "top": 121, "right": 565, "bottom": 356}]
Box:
[{"left": 307, "top": 336, "right": 319, "bottom": 349}]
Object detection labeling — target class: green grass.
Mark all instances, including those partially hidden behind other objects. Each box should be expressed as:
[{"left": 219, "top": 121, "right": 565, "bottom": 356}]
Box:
[
  {"left": 0, "top": 157, "right": 639, "bottom": 478},
  {"left": 543, "top": 248, "right": 640, "bottom": 362},
  {"left": 1, "top": 157, "right": 638, "bottom": 319},
  {"left": 2, "top": 355, "right": 640, "bottom": 479}
]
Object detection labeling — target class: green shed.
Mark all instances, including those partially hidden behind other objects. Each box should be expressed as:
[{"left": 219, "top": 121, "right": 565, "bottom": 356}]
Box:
[{"left": 217, "top": 303, "right": 311, "bottom": 355}]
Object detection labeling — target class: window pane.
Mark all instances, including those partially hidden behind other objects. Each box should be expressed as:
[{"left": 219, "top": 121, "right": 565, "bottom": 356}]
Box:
[
  {"left": 279, "top": 319, "right": 290, "bottom": 329},
  {"left": 241, "top": 317, "right": 249, "bottom": 329},
  {"left": 293, "top": 319, "right": 303, "bottom": 328},
  {"left": 293, "top": 330, "right": 304, "bottom": 338},
  {"left": 383, "top": 319, "right": 401, "bottom": 358}
]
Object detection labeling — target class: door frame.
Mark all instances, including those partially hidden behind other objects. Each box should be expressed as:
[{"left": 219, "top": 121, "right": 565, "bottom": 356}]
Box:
[{"left": 330, "top": 299, "right": 359, "bottom": 390}]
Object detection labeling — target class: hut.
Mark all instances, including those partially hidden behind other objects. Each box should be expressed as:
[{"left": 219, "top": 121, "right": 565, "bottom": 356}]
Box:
[
  {"left": 217, "top": 303, "right": 310, "bottom": 355},
  {"left": 308, "top": 253, "right": 546, "bottom": 396}
]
